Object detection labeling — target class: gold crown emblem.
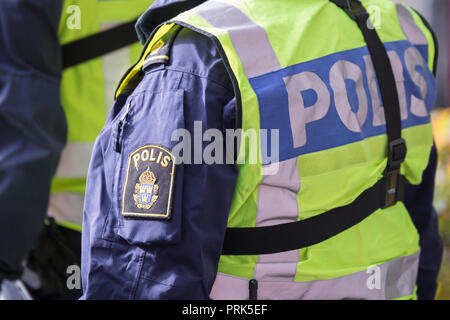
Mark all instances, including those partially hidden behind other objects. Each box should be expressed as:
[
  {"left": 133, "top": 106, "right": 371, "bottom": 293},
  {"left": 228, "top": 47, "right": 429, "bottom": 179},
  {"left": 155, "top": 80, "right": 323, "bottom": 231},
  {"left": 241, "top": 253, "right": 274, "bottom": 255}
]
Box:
[
  {"left": 139, "top": 168, "right": 156, "bottom": 184},
  {"left": 134, "top": 167, "right": 159, "bottom": 210}
]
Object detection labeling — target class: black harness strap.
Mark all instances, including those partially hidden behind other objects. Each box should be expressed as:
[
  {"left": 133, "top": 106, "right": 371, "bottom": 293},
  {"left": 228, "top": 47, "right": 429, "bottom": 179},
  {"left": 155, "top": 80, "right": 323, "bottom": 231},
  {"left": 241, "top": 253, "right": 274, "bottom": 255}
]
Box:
[
  {"left": 222, "top": 175, "right": 406, "bottom": 255},
  {"left": 221, "top": 0, "right": 407, "bottom": 256},
  {"left": 62, "top": 19, "right": 139, "bottom": 69}
]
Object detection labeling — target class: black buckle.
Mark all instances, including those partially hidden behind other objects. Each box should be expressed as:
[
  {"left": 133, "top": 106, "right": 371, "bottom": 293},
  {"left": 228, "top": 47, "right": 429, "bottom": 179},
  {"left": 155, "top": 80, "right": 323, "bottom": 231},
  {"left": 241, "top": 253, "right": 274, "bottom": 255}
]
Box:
[
  {"left": 387, "top": 138, "right": 407, "bottom": 172},
  {"left": 383, "top": 138, "right": 407, "bottom": 208}
]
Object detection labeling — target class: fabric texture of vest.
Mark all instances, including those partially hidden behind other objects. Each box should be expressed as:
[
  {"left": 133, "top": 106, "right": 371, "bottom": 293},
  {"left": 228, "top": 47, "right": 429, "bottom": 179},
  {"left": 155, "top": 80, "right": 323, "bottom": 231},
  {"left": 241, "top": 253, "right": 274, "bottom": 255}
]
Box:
[
  {"left": 116, "top": 0, "right": 437, "bottom": 300},
  {"left": 49, "top": 0, "right": 154, "bottom": 230}
]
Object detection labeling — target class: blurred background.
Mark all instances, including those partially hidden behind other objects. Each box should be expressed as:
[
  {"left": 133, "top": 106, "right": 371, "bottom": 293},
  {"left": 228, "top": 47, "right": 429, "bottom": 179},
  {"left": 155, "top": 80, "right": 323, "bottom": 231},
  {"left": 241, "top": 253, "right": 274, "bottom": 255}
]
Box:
[{"left": 396, "top": 0, "right": 450, "bottom": 300}]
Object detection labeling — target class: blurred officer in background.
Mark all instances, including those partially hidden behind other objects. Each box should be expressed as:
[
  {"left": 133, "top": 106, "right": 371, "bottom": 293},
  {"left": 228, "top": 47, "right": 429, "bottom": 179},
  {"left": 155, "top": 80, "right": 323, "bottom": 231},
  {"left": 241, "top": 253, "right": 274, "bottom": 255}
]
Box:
[
  {"left": 81, "top": 0, "right": 443, "bottom": 299},
  {"left": 0, "top": 0, "right": 153, "bottom": 299}
]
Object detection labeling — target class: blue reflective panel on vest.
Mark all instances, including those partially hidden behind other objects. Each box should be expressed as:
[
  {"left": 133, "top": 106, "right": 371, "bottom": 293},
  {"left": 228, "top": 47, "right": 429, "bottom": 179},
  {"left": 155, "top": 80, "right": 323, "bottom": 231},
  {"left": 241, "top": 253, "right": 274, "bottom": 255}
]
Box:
[{"left": 251, "top": 41, "right": 436, "bottom": 163}]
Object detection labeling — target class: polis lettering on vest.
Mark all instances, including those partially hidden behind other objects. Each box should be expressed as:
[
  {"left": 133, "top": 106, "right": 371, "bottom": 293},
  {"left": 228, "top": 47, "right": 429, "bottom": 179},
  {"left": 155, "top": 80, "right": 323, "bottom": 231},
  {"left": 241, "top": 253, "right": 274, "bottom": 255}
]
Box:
[{"left": 284, "top": 45, "right": 430, "bottom": 149}]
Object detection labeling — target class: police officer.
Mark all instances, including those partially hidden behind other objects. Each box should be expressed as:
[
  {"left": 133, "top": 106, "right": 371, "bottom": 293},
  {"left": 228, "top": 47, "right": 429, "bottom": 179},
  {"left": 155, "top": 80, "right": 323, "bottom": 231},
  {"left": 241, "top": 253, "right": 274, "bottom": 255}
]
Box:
[
  {"left": 0, "top": 0, "right": 153, "bottom": 299},
  {"left": 0, "top": 0, "right": 66, "bottom": 298},
  {"left": 81, "top": 0, "right": 443, "bottom": 299}
]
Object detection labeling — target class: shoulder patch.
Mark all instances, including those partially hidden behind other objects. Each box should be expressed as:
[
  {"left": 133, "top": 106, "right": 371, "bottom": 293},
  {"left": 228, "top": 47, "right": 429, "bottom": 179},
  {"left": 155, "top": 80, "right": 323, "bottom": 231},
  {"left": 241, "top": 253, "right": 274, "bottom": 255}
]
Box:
[{"left": 122, "top": 145, "right": 176, "bottom": 220}]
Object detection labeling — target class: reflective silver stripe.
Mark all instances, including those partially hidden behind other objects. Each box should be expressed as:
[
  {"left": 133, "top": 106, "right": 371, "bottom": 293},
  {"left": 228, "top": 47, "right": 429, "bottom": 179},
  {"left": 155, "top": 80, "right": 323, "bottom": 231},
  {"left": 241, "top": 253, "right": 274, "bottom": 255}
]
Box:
[
  {"left": 55, "top": 142, "right": 94, "bottom": 178},
  {"left": 195, "top": 0, "right": 301, "bottom": 289},
  {"left": 210, "top": 252, "right": 419, "bottom": 300},
  {"left": 257, "top": 159, "right": 301, "bottom": 227},
  {"left": 193, "top": 0, "right": 281, "bottom": 78},
  {"left": 253, "top": 159, "right": 301, "bottom": 285},
  {"left": 48, "top": 193, "right": 84, "bottom": 225},
  {"left": 396, "top": 4, "right": 427, "bottom": 46}
]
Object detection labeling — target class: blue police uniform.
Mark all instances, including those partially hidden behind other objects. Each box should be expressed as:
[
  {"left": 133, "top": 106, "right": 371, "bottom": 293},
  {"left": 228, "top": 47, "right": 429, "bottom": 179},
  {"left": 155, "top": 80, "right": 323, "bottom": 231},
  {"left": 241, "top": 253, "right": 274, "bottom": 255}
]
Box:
[
  {"left": 81, "top": 0, "right": 440, "bottom": 300},
  {"left": 81, "top": 27, "right": 237, "bottom": 301},
  {"left": 0, "top": 0, "right": 66, "bottom": 283}
]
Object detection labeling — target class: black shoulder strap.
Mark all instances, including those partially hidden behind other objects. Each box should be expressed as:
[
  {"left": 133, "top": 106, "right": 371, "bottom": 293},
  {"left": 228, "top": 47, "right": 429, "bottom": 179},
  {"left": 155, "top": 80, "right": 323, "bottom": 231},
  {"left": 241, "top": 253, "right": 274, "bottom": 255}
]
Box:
[
  {"left": 331, "top": 0, "right": 406, "bottom": 208},
  {"left": 221, "top": 0, "right": 407, "bottom": 255},
  {"left": 62, "top": 19, "right": 139, "bottom": 70}
]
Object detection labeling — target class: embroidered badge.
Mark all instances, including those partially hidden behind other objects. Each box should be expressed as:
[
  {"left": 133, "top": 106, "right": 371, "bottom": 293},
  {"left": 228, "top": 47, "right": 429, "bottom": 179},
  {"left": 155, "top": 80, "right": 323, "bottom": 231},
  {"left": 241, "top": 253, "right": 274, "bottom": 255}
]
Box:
[
  {"left": 133, "top": 168, "right": 159, "bottom": 210},
  {"left": 122, "top": 145, "right": 176, "bottom": 220}
]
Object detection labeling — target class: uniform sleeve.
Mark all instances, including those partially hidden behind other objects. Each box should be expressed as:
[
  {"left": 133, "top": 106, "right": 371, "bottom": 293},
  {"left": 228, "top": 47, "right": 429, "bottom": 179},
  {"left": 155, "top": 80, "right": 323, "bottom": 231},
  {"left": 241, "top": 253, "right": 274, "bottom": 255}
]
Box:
[
  {"left": 81, "top": 27, "right": 237, "bottom": 299},
  {"left": 404, "top": 144, "right": 443, "bottom": 300},
  {"left": 0, "top": 0, "right": 66, "bottom": 281}
]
